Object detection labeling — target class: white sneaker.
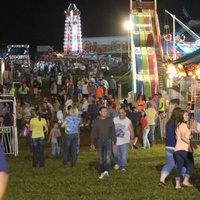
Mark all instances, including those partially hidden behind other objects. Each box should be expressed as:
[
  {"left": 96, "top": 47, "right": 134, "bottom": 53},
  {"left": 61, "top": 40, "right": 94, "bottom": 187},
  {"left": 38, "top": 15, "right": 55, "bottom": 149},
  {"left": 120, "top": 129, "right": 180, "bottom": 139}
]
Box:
[
  {"left": 99, "top": 171, "right": 109, "bottom": 179},
  {"left": 113, "top": 164, "right": 119, "bottom": 170},
  {"left": 121, "top": 168, "right": 126, "bottom": 171},
  {"left": 99, "top": 173, "right": 105, "bottom": 179},
  {"left": 104, "top": 171, "right": 109, "bottom": 178}
]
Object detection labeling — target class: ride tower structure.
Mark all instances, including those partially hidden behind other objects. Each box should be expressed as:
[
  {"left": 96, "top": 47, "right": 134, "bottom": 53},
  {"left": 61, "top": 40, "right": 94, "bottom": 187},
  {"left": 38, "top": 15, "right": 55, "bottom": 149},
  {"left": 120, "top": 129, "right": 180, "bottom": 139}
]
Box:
[
  {"left": 63, "top": 3, "right": 83, "bottom": 55},
  {"left": 130, "top": 0, "right": 163, "bottom": 97}
]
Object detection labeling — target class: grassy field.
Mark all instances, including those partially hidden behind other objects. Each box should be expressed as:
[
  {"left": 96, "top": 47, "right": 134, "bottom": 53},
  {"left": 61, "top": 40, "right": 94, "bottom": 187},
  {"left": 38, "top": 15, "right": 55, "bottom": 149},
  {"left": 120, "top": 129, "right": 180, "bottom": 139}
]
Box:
[
  {"left": 4, "top": 130, "right": 200, "bottom": 200},
  {"left": 3, "top": 75, "right": 198, "bottom": 200}
]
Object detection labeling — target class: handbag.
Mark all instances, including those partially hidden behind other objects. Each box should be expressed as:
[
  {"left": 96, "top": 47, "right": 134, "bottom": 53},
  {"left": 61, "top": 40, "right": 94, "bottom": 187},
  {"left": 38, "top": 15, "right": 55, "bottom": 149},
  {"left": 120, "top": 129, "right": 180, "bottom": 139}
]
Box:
[
  {"left": 190, "top": 140, "right": 198, "bottom": 151},
  {"left": 22, "top": 126, "right": 31, "bottom": 137}
]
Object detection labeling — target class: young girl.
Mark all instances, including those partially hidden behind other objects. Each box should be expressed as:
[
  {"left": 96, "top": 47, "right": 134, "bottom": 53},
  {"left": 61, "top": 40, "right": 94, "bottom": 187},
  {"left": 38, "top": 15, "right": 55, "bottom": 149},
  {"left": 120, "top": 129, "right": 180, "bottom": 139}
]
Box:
[
  {"left": 48, "top": 121, "right": 63, "bottom": 158},
  {"left": 140, "top": 110, "right": 150, "bottom": 149}
]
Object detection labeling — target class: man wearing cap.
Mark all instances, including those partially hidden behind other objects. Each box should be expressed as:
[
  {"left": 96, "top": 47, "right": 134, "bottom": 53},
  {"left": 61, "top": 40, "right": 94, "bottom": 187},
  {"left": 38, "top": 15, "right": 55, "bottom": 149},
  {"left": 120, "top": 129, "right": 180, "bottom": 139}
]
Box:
[{"left": 108, "top": 75, "right": 117, "bottom": 98}]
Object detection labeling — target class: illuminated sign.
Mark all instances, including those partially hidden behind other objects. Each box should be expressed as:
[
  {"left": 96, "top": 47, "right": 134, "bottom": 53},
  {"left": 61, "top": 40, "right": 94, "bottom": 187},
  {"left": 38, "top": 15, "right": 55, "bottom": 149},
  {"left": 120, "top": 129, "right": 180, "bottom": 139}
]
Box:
[
  {"left": 82, "top": 36, "right": 128, "bottom": 54},
  {"left": 9, "top": 55, "right": 30, "bottom": 60},
  {"left": 7, "top": 45, "right": 29, "bottom": 48}
]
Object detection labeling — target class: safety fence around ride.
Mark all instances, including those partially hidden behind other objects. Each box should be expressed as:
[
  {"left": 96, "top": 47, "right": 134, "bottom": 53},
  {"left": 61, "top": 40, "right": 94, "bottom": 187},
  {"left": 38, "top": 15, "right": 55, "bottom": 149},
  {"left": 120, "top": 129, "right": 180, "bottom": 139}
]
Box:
[
  {"left": 0, "top": 95, "right": 18, "bottom": 156},
  {"left": 0, "top": 126, "right": 18, "bottom": 156}
]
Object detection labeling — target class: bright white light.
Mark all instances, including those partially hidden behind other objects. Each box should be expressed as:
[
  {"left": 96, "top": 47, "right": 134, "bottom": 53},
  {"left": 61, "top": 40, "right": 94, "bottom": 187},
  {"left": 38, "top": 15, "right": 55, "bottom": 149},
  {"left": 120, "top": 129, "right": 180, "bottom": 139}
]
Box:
[
  {"left": 167, "top": 64, "right": 177, "bottom": 76},
  {"left": 196, "top": 69, "right": 200, "bottom": 76},
  {"left": 124, "top": 21, "right": 132, "bottom": 30}
]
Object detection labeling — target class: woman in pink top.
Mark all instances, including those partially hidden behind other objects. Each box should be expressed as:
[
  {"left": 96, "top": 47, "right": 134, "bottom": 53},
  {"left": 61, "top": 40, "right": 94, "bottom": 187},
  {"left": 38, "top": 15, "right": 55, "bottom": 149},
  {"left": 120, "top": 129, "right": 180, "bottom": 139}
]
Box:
[{"left": 174, "top": 110, "right": 194, "bottom": 189}]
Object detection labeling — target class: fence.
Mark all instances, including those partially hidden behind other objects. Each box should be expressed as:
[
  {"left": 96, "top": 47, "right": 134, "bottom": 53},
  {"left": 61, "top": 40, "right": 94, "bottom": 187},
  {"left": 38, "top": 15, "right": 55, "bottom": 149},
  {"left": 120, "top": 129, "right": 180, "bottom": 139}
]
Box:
[
  {"left": 0, "top": 126, "right": 18, "bottom": 156},
  {"left": 191, "top": 132, "right": 200, "bottom": 141},
  {"left": 0, "top": 95, "right": 18, "bottom": 156},
  {"left": 159, "top": 115, "right": 200, "bottom": 142}
]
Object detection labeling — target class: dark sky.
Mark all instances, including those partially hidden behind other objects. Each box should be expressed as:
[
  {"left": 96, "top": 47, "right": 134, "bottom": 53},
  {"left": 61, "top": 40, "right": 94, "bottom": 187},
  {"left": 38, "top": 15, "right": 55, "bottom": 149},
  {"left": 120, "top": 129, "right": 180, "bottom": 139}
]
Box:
[{"left": 0, "top": 0, "right": 199, "bottom": 52}]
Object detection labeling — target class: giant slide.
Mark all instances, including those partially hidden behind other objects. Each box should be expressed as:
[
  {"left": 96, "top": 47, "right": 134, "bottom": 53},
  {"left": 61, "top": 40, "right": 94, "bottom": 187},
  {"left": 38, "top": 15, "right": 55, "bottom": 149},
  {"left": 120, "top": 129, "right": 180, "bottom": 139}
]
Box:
[{"left": 131, "top": 2, "right": 160, "bottom": 98}]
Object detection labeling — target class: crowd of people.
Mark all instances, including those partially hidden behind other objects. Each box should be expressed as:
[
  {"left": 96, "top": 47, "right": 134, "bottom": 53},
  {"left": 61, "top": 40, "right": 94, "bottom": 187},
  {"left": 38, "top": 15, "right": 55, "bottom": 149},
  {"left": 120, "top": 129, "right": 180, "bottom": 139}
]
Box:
[{"left": 0, "top": 59, "right": 196, "bottom": 195}]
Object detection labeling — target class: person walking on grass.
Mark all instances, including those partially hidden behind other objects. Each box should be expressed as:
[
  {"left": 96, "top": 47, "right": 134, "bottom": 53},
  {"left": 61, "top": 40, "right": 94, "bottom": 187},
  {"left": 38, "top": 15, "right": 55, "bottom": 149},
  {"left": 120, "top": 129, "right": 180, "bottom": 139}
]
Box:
[
  {"left": 81, "top": 97, "right": 89, "bottom": 126},
  {"left": 174, "top": 110, "right": 194, "bottom": 189},
  {"left": 125, "top": 105, "right": 141, "bottom": 149},
  {"left": 159, "top": 107, "right": 183, "bottom": 187},
  {"left": 90, "top": 106, "right": 116, "bottom": 179},
  {"left": 145, "top": 102, "right": 158, "bottom": 147},
  {"left": 108, "top": 75, "right": 117, "bottom": 99},
  {"left": 29, "top": 110, "right": 48, "bottom": 168},
  {"left": 61, "top": 106, "right": 81, "bottom": 167},
  {"left": 48, "top": 121, "right": 63, "bottom": 158},
  {"left": 113, "top": 108, "right": 134, "bottom": 171},
  {"left": 140, "top": 110, "right": 150, "bottom": 149}
]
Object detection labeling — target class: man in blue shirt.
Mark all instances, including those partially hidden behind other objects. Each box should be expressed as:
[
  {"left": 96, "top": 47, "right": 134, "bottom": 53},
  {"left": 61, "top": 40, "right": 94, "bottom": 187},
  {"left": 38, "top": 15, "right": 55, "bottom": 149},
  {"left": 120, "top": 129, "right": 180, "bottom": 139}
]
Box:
[{"left": 0, "top": 144, "right": 8, "bottom": 200}]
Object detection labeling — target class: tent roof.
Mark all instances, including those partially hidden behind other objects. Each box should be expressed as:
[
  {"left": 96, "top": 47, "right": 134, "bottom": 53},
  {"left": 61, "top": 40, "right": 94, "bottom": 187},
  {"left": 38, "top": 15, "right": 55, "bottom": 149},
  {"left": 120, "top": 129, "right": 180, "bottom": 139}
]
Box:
[{"left": 172, "top": 48, "right": 200, "bottom": 65}]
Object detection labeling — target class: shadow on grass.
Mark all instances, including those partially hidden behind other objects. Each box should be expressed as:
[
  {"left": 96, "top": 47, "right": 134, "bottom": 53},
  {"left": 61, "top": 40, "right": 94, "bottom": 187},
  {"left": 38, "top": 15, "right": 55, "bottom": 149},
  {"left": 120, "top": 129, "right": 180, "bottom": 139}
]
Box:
[
  {"left": 156, "top": 164, "right": 200, "bottom": 191},
  {"left": 191, "top": 167, "right": 200, "bottom": 191},
  {"left": 88, "top": 161, "right": 99, "bottom": 173},
  {"left": 155, "top": 164, "right": 163, "bottom": 173}
]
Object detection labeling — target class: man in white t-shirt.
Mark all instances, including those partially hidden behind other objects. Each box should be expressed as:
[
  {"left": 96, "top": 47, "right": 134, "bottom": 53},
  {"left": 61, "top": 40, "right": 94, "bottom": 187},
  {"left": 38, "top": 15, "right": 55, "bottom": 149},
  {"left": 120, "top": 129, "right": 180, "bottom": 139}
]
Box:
[{"left": 113, "top": 108, "right": 134, "bottom": 171}]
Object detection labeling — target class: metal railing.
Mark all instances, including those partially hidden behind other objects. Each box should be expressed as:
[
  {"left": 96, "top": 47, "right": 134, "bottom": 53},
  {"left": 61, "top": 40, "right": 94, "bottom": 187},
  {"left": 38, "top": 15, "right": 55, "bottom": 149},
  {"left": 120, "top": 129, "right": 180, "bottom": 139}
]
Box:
[{"left": 0, "top": 126, "right": 18, "bottom": 156}]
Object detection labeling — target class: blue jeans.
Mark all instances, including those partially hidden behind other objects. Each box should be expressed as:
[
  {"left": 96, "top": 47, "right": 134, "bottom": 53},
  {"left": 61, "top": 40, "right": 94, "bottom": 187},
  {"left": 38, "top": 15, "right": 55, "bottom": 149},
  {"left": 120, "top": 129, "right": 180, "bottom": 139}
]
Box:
[
  {"left": 149, "top": 125, "right": 156, "bottom": 142},
  {"left": 161, "top": 147, "right": 186, "bottom": 177},
  {"left": 51, "top": 142, "right": 60, "bottom": 157},
  {"left": 142, "top": 129, "right": 150, "bottom": 148},
  {"left": 113, "top": 143, "right": 130, "bottom": 169},
  {"left": 62, "top": 133, "right": 78, "bottom": 166},
  {"left": 32, "top": 137, "right": 45, "bottom": 168},
  {"left": 29, "top": 134, "right": 33, "bottom": 152},
  {"left": 161, "top": 148, "right": 175, "bottom": 175},
  {"left": 81, "top": 112, "right": 88, "bottom": 124},
  {"left": 97, "top": 139, "right": 112, "bottom": 173},
  {"left": 174, "top": 150, "right": 194, "bottom": 181}
]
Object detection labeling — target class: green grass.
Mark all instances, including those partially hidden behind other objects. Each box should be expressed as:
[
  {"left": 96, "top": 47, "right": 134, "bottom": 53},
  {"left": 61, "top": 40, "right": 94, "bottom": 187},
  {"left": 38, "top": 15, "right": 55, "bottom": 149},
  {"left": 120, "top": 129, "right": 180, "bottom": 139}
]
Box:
[
  {"left": 4, "top": 134, "right": 200, "bottom": 200},
  {"left": 4, "top": 76, "right": 198, "bottom": 200}
]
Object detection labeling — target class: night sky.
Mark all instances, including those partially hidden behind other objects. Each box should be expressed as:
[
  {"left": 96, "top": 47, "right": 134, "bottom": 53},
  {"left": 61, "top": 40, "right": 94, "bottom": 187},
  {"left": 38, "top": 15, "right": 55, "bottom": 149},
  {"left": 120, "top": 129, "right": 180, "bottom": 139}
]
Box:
[{"left": 0, "top": 0, "right": 199, "bottom": 52}]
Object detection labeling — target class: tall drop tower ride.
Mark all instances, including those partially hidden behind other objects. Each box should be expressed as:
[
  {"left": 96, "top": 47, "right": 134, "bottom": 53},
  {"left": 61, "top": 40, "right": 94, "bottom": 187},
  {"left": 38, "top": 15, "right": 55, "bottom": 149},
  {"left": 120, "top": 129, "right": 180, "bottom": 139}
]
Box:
[{"left": 63, "top": 3, "right": 83, "bottom": 55}]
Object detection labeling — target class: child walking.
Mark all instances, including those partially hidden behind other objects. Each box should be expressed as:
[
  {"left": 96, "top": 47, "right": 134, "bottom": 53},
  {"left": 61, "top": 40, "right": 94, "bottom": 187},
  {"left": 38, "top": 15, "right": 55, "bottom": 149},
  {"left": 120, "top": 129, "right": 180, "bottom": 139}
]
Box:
[
  {"left": 48, "top": 121, "right": 63, "bottom": 158},
  {"left": 140, "top": 110, "right": 150, "bottom": 149}
]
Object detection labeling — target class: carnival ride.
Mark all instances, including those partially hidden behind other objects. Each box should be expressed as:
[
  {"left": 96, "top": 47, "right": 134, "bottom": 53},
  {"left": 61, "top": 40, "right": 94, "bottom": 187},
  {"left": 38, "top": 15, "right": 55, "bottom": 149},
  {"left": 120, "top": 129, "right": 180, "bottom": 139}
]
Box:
[
  {"left": 130, "top": 1, "right": 163, "bottom": 98},
  {"left": 130, "top": 1, "right": 200, "bottom": 101},
  {"left": 162, "top": 12, "right": 200, "bottom": 58},
  {"left": 63, "top": 3, "right": 83, "bottom": 55},
  {"left": 162, "top": 9, "right": 200, "bottom": 103}
]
